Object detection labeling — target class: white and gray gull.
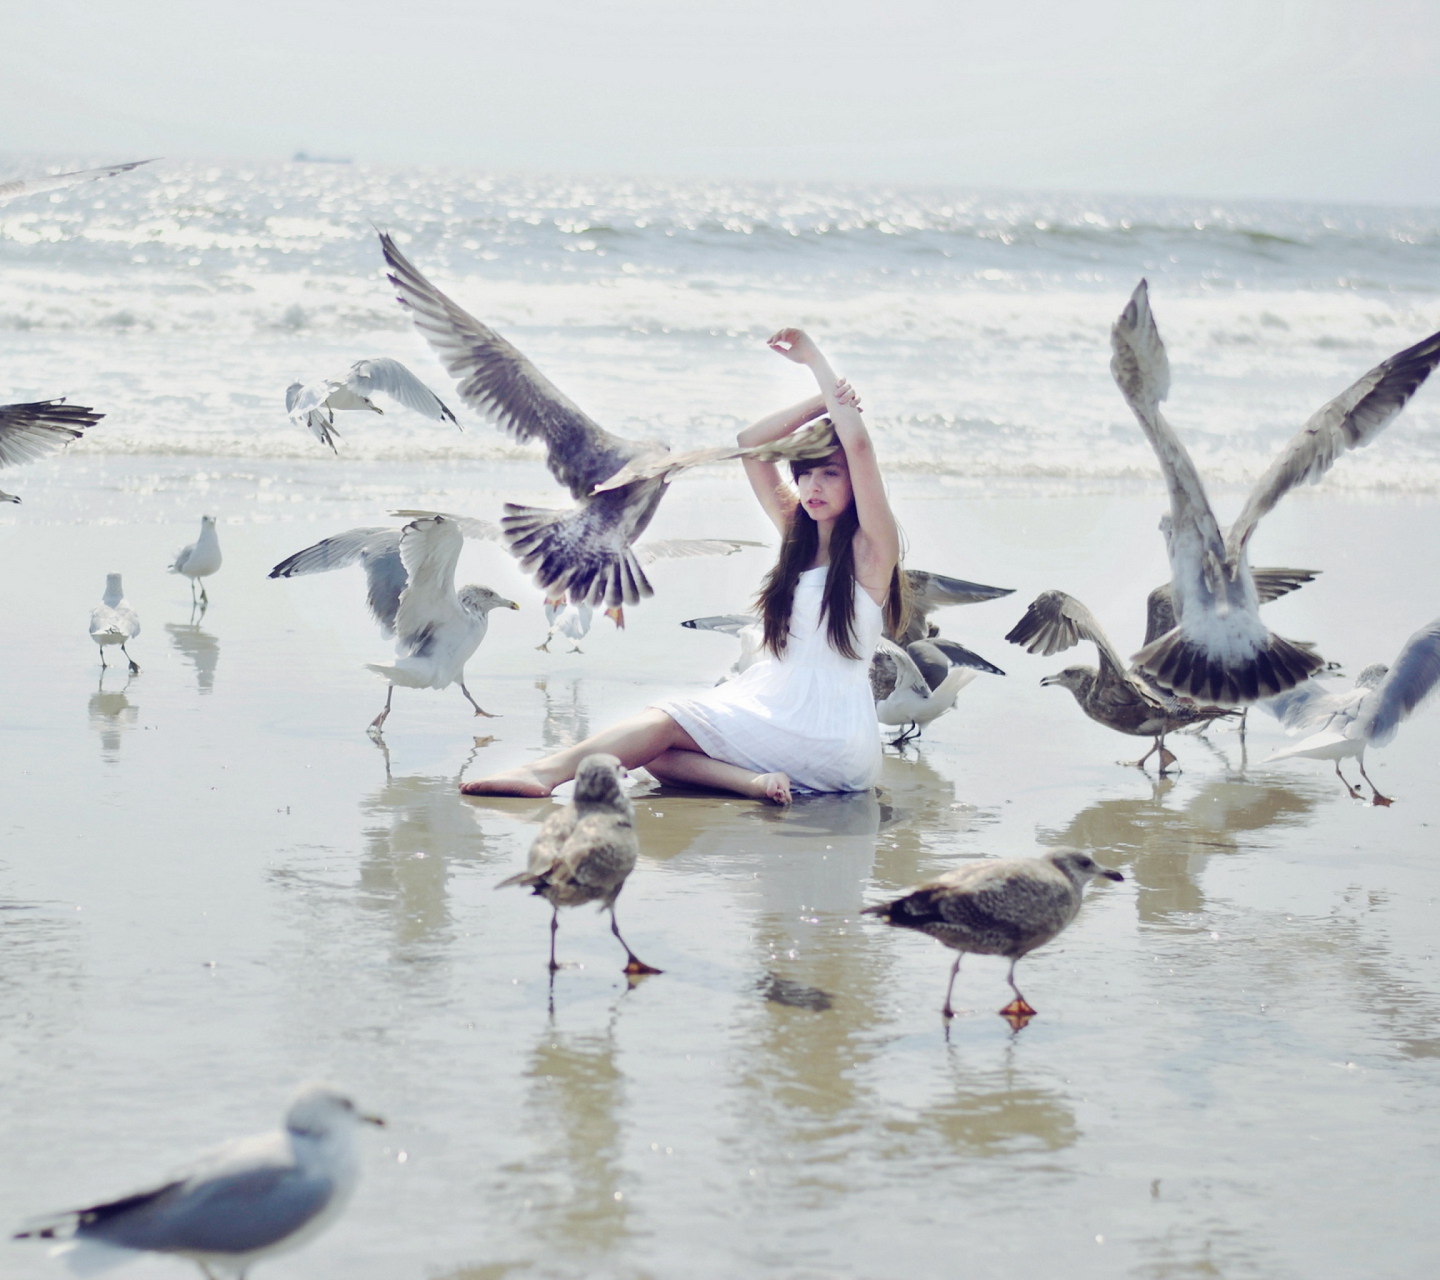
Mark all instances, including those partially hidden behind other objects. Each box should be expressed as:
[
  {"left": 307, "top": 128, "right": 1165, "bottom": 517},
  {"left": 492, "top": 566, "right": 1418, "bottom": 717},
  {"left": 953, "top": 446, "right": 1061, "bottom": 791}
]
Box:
[
  {"left": 497, "top": 752, "right": 660, "bottom": 977},
  {"left": 13, "top": 1082, "right": 383, "bottom": 1280},
  {"left": 864, "top": 850, "right": 1123, "bottom": 1022},
  {"left": 0, "top": 399, "right": 104, "bottom": 503},
  {"left": 1111, "top": 279, "right": 1440, "bottom": 704},
  {"left": 285, "top": 357, "right": 458, "bottom": 452},
  {"left": 171, "top": 515, "right": 223, "bottom": 607},
  {"left": 360, "top": 516, "right": 518, "bottom": 736},
  {"left": 378, "top": 231, "right": 834, "bottom": 625},
  {"left": 89, "top": 573, "right": 141, "bottom": 673},
  {"left": 1263, "top": 614, "right": 1440, "bottom": 805}
]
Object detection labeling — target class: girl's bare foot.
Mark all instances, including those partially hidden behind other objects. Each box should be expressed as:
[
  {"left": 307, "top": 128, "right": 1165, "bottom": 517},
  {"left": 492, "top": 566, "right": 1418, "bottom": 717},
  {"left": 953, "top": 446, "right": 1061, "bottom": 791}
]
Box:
[
  {"left": 460, "top": 768, "right": 553, "bottom": 797},
  {"left": 754, "top": 772, "right": 792, "bottom": 804}
]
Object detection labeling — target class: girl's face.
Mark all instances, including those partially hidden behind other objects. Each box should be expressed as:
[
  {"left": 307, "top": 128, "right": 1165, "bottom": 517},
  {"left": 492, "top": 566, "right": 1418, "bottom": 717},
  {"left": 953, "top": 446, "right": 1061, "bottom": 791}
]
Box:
[{"left": 795, "top": 451, "right": 853, "bottom": 523}]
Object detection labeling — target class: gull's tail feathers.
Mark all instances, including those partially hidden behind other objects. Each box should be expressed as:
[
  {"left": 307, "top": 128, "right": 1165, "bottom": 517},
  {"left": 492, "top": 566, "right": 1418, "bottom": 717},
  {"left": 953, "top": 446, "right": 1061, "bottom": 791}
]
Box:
[
  {"left": 1135, "top": 628, "right": 1323, "bottom": 705},
  {"left": 502, "top": 503, "right": 654, "bottom": 608},
  {"left": 1264, "top": 728, "right": 1351, "bottom": 764}
]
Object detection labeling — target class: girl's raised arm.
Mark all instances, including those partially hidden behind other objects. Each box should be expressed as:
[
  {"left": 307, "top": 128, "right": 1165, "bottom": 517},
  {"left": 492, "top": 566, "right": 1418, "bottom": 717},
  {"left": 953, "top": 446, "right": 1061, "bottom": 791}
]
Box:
[
  {"left": 766, "top": 329, "right": 900, "bottom": 586},
  {"left": 737, "top": 393, "right": 827, "bottom": 532}
]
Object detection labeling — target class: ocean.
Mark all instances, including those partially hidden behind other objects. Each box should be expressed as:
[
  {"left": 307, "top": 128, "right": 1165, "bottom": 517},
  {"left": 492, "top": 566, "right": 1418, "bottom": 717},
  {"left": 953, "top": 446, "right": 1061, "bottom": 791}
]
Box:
[{"left": 4, "top": 157, "right": 1440, "bottom": 494}]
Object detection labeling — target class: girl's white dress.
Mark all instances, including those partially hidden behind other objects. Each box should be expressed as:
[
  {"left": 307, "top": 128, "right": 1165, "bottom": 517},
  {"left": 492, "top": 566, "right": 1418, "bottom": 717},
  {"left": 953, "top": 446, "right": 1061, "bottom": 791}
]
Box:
[{"left": 653, "top": 567, "right": 883, "bottom": 792}]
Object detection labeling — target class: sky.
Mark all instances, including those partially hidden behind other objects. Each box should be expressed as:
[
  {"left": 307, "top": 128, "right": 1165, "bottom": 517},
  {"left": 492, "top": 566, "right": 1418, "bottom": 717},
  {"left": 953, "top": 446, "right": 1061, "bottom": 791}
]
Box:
[{"left": 6, "top": 0, "right": 1440, "bottom": 205}]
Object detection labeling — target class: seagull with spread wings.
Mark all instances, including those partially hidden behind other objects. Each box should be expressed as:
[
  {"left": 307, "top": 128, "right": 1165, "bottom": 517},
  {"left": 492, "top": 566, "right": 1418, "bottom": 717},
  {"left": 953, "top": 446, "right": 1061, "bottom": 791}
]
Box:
[
  {"left": 1111, "top": 280, "right": 1440, "bottom": 704},
  {"left": 285, "top": 357, "right": 458, "bottom": 452},
  {"left": 0, "top": 399, "right": 104, "bottom": 502},
  {"left": 891, "top": 570, "right": 1013, "bottom": 646},
  {"left": 1263, "top": 615, "right": 1440, "bottom": 805},
  {"left": 0, "top": 157, "right": 155, "bottom": 205},
  {"left": 378, "top": 232, "right": 834, "bottom": 625}
]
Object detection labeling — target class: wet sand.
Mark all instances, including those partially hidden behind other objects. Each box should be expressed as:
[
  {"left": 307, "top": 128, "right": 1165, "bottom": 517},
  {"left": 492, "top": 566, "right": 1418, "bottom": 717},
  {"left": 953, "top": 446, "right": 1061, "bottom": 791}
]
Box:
[{"left": 2, "top": 457, "right": 1439, "bottom": 1278}]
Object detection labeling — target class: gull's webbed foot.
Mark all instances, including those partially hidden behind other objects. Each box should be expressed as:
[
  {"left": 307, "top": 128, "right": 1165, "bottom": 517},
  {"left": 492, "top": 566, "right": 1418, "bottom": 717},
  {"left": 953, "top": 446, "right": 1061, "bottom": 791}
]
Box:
[{"left": 999, "top": 997, "right": 1037, "bottom": 1018}]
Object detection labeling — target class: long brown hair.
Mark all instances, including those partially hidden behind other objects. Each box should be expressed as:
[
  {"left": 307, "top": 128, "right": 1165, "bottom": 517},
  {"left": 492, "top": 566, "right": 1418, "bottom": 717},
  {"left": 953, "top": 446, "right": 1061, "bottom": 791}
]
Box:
[{"left": 756, "top": 454, "right": 906, "bottom": 659}]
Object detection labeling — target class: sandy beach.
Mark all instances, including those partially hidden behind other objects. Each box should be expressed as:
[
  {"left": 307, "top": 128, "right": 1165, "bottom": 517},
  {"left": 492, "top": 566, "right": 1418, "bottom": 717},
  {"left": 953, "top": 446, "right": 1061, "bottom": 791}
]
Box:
[{"left": 3, "top": 453, "right": 1437, "bottom": 1278}]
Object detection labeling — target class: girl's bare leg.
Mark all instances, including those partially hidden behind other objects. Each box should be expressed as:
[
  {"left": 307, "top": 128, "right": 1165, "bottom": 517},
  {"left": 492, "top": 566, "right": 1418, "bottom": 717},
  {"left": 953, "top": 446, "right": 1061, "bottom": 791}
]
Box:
[
  {"left": 461, "top": 709, "right": 699, "bottom": 797},
  {"left": 645, "top": 748, "right": 791, "bottom": 804}
]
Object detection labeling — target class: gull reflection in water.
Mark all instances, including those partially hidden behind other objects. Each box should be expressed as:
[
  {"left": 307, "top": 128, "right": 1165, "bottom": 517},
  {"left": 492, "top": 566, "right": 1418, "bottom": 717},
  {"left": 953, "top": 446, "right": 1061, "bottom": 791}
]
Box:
[
  {"left": 88, "top": 673, "right": 138, "bottom": 764},
  {"left": 166, "top": 620, "right": 220, "bottom": 693},
  {"left": 1039, "top": 777, "right": 1318, "bottom": 922},
  {"left": 536, "top": 677, "right": 589, "bottom": 752}
]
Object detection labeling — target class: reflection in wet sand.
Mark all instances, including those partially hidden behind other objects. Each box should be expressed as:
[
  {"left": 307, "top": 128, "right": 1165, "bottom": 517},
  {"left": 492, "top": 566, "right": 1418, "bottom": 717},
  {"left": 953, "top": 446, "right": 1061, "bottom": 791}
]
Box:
[
  {"left": 1039, "top": 777, "right": 1319, "bottom": 922},
  {"left": 87, "top": 675, "right": 137, "bottom": 763},
  {"left": 501, "top": 1018, "right": 632, "bottom": 1263},
  {"left": 536, "top": 678, "right": 588, "bottom": 752},
  {"left": 166, "top": 621, "right": 219, "bottom": 693}
]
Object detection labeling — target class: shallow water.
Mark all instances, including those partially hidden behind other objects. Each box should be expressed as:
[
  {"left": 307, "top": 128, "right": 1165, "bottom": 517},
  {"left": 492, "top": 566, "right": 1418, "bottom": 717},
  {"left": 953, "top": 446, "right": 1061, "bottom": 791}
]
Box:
[{"left": 3, "top": 462, "right": 1438, "bottom": 1278}]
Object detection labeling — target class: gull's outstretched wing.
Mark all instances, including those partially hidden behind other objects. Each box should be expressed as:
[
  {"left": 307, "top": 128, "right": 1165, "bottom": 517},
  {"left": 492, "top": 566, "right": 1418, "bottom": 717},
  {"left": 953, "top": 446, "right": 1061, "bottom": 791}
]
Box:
[
  {"left": 1357, "top": 616, "right": 1440, "bottom": 747},
  {"left": 869, "top": 639, "right": 921, "bottom": 704},
  {"left": 395, "top": 516, "right": 466, "bottom": 652},
  {"left": 635, "top": 538, "right": 764, "bottom": 565},
  {"left": 346, "top": 358, "right": 459, "bottom": 426},
  {"left": 380, "top": 232, "right": 639, "bottom": 497},
  {"left": 268, "top": 527, "right": 407, "bottom": 634},
  {"left": 390, "top": 509, "right": 503, "bottom": 541},
  {"left": 926, "top": 636, "right": 1006, "bottom": 676},
  {"left": 286, "top": 381, "right": 339, "bottom": 452},
  {"left": 0, "top": 400, "right": 103, "bottom": 468},
  {"left": 1005, "top": 590, "right": 1130, "bottom": 680},
  {"left": 591, "top": 421, "right": 837, "bottom": 494},
  {"left": 1144, "top": 567, "right": 1320, "bottom": 646},
  {"left": 905, "top": 570, "right": 1015, "bottom": 611},
  {"left": 1227, "top": 330, "right": 1440, "bottom": 559},
  {"left": 680, "top": 613, "right": 758, "bottom": 636},
  {"left": 0, "top": 158, "right": 155, "bottom": 205}
]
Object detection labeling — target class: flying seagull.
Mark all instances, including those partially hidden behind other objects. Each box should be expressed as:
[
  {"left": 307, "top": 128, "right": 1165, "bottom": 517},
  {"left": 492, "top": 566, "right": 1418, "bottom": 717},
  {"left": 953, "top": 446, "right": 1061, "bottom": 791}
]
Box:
[
  {"left": 864, "top": 849, "right": 1123, "bottom": 1022},
  {"left": 1263, "top": 615, "right": 1440, "bottom": 805},
  {"left": 363, "top": 516, "right": 518, "bottom": 735},
  {"left": 892, "top": 570, "right": 1013, "bottom": 646},
  {"left": 497, "top": 752, "right": 660, "bottom": 977},
  {"left": 378, "top": 231, "right": 834, "bottom": 620},
  {"left": 285, "top": 358, "right": 458, "bottom": 452},
  {"left": 0, "top": 399, "right": 104, "bottom": 502},
  {"left": 0, "top": 158, "right": 155, "bottom": 205},
  {"left": 13, "top": 1083, "right": 382, "bottom": 1280},
  {"left": 1111, "top": 279, "right": 1440, "bottom": 704}
]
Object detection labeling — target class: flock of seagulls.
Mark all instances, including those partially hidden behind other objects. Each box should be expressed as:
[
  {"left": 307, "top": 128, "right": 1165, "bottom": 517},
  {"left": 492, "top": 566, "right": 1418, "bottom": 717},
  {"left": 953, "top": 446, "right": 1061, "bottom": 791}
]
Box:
[{"left": 8, "top": 157, "right": 1440, "bottom": 1277}]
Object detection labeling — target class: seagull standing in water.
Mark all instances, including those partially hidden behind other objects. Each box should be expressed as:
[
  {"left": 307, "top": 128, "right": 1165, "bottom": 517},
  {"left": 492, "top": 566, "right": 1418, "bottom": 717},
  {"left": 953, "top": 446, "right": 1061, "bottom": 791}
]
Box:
[
  {"left": 1111, "top": 279, "right": 1440, "bottom": 704},
  {"left": 870, "top": 637, "right": 1004, "bottom": 746},
  {"left": 171, "top": 516, "right": 222, "bottom": 608},
  {"left": 497, "top": 753, "right": 660, "bottom": 977},
  {"left": 1264, "top": 615, "right": 1440, "bottom": 805},
  {"left": 0, "top": 399, "right": 104, "bottom": 502},
  {"left": 89, "top": 573, "right": 141, "bottom": 673},
  {"left": 864, "top": 850, "right": 1123, "bottom": 1022},
  {"left": 285, "top": 358, "right": 458, "bottom": 452},
  {"left": 378, "top": 231, "right": 833, "bottom": 624},
  {"left": 364, "top": 516, "right": 518, "bottom": 736},
  {"left": 13, "top": 1083, "right": 382, "bottom": 1280}
]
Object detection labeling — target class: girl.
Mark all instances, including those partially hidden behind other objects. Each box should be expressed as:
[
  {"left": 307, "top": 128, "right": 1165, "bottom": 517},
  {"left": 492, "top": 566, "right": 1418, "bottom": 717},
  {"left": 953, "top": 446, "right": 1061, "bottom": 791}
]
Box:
[{"left": 460, "top": 328, "right": 902, "bottom": 802}]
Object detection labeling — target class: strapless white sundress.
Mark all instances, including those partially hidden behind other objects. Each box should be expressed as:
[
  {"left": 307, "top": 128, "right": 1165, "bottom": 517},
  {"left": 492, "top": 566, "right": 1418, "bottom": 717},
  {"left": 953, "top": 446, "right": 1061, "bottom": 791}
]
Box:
[{"left": 653, "top": 567, "right": 883, "bottom": 793}]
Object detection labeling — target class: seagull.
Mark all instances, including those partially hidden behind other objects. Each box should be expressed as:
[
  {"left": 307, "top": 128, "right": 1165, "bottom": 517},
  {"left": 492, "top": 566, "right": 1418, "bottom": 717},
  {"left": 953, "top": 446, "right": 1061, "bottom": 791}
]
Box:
[
  {"left": 378, "top": 231, "right": 834, "bottom": 622},
  {"left": 268, "top": 514, "right": 503, "bottom": 639},
  {"left": 171, "top": 516, "right": 222, "bottom": 607},
  {"left": 870, "top": 637, "right": 1003, "bottom": 746},
  {"left": 363, "top": 516, "right": 518, "bottom": 735},
  {"left": 496, "top": 752, "right": 660, "bottom": 976},
  {"left": 0, "top": 399, "right": 104, "bottom": 502},
  {"left": 863, "top": 849, "right": 1123, "bottom": 1021},
  {"left": 1112, "top": 279, "right": 1440, "bottom": 704},
  {"left": 13, "top": 1082, "right": 382, "bottom": 1280},
  {"left": 285, "top": 358, "right": 458, "bottom": 452},
  {"left": 1007, "top": 575, "right": 1312, "bottom": 771},
  {"left": 0, "top": 158, "right": 155, "bottom": 205},
  {"left": 892, "top": 570, "right": 1013, "bottom": 646},
  {"left": 89, "top": 573, "right": 141, "bottom": 673},
  {"left": 1263, "top": 615, "right": 1440, "bottom": 805},
  {"left": 680, "top": 613, "right": 764, "bottom": 681}
]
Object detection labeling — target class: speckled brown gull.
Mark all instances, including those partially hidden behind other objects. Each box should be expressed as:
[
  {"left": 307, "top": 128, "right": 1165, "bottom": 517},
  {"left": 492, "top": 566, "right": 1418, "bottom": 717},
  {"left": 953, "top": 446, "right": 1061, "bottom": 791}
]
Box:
[
  {"left": 13, "top": 1083, "right": 382, "bottom": 1280},
  {"left": 1111, "top": 279, "right": 1440, "bottom": 704},
  {"left": 864, "top": 849, "right": 1122, "bottom": 1021},
  {"left": 497, "top": 753, "right": 660, "bottom": 977}
]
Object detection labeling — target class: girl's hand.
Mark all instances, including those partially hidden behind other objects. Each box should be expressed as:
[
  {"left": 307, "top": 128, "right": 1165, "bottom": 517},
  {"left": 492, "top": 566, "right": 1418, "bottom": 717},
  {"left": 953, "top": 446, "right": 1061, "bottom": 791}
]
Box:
[
  {"left": 767, "top": 327, "right": 821, "bottom": 364},
  {"left": 834, "top": 378, "right": 862, "bottom": 412}
]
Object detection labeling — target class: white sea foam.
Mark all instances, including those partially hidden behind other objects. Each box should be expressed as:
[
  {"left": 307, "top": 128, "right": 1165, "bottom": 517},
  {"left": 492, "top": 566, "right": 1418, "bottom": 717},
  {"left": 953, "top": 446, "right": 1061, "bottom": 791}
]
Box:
[{"left": 3, "top": 158, "right": 1439, "bottom": 489}]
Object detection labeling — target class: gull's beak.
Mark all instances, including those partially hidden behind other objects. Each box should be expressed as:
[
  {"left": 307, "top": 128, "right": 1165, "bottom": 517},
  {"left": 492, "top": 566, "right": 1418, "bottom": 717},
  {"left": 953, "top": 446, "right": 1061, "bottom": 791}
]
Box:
[
  {"left": 1039, "top": 674, "right": 1059, "bottom": 687},
  {"left": 1099, "top": 868, "right": 1124, "bottom": 882},
  {"left": 507, "top": 600, "right": 520, "bottom": 611},
  {"left": 361, "top": 1112, "right": 386, "bottom": 1127}
]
